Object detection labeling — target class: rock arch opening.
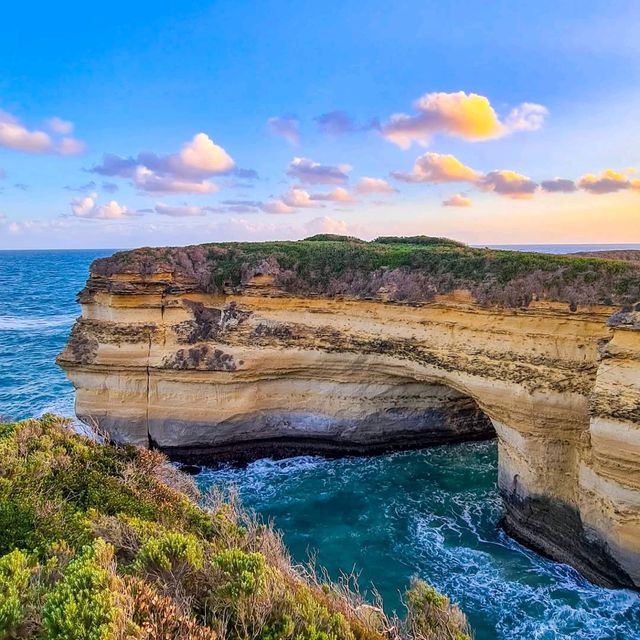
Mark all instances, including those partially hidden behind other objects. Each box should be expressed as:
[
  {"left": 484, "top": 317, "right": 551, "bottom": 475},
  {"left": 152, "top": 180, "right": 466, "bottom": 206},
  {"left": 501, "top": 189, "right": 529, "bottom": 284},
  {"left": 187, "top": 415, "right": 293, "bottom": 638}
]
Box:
[{"left": 151, "top": 379, "right": 496, "bottom": 464}]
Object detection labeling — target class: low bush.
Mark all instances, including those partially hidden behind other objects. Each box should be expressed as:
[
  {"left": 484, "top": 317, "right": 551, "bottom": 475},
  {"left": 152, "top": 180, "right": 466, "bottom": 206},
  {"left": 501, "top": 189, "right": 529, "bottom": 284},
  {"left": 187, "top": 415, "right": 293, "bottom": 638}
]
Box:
[
  {"left": 42, "top": 540, "right": 121, "bottom": 640},
  {"left": 0, "top": 550, "right": 32, "bottom": 637},
  {"left": 0, "top": 416, "right": 472, "bottom": 640}
]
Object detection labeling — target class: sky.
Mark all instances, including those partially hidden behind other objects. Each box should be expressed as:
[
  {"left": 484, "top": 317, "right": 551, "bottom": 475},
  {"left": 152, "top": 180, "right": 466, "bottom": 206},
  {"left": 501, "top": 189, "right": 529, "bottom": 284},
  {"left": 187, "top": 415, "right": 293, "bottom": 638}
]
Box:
[{"left": 0, "top": 1, "right": 639, "bottom": 249}]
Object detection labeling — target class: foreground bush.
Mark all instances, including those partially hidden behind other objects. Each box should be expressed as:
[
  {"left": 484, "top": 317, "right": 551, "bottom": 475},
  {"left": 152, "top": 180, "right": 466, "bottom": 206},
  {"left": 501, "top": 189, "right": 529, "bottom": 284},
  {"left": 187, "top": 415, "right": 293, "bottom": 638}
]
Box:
[{"left": 0, "top": 415, "right": 471, "bottom": 640}]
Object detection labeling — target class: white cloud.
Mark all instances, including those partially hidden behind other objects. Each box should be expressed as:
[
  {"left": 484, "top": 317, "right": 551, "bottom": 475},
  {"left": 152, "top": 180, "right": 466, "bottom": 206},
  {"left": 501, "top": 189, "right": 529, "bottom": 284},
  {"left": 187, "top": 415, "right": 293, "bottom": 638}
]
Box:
[
  {"left": 540, "top": 178, "right": 577, "bottom": 193},
  {"left": 70, "top": 193, "right": 136, "bottom": 219},
  {"left": 133, "top": 166, "right": 218, "bottom": 194},
  {"left": 178, "top": 133, "right": 235, "bottom": 174},
  {"left": 0, "top": 109, "right": 85, "bottom": 155},
  {"left": 91, "top": 133, "right": 235, "bottom": 194},
  {"left": 57, "top": 137, "right": 87, "bottom": 155},
  {"left": 356, "top": 177, "right": 397, "bottom": 194},
  {"left": 282, "top": 188, "right": 318, "bottom": 208},
  {"left": 504, "top": 103, "right": 548, "bottom": 133}
]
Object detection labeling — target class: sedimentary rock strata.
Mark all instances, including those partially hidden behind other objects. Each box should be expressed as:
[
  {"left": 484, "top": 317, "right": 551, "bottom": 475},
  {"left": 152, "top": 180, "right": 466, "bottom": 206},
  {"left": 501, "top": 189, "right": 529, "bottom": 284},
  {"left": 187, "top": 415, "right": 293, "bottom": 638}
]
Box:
[{"left": 58, "top": 240, "right": 640, "bottom": 590}]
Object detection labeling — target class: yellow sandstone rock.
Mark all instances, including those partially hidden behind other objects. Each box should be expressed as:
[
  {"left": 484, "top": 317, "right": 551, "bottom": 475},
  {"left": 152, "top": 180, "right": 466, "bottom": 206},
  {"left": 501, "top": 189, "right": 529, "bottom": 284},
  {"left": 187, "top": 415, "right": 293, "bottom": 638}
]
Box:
[{"left": 58, "top": 267, "right": 640, "bottom": 590}]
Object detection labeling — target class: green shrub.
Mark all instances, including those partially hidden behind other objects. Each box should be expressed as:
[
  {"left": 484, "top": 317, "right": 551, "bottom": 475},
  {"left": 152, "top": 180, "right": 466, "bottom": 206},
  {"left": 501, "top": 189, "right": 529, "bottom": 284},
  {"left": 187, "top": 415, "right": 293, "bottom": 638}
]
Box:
[
  {"left": 42, "top": 539, "right": 120, "bottom": 640},
  {"left": 210, "top": 547, "right": 265, "bottom": 598},
  {"left": 135, "top": 531, "right": 204, "bottom": 574},
  {"left": 404, "top": 578, "right": 471, "bottom": 640},
  {"left": 0, "top": 549, "right": 32, "bottom": 636},
  {"left": 92, "top": 237, "right": 640, "bottom": 306}
]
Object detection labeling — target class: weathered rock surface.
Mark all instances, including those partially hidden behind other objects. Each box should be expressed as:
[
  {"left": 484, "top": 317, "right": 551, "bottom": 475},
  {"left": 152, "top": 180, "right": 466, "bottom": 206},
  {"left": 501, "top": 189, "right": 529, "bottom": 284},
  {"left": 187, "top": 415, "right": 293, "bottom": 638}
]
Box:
[{"left": 58, "top": 250, "right": 640, "bottom": 590}]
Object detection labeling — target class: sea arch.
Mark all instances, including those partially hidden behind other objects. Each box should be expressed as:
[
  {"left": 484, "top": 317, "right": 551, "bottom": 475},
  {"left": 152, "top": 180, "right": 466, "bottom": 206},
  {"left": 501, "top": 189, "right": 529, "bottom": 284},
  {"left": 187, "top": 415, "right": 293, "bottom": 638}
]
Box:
[{"left": 59, "top": 290, "right": 640, "bottom": 589}]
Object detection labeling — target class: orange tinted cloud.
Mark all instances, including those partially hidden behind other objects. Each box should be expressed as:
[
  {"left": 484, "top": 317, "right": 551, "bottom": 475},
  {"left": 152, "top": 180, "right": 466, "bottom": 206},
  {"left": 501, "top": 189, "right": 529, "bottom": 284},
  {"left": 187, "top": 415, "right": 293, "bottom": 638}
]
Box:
[
  {"left": 382, "top": 92, "right": 547, "bottom": 148},
  {"left": 392, "top": 152, "right": 479, "bottom": 183},
  {"left": 310, "top": 187, "right": 357, "bottom": 203},
  {"left": 577, "top": 169, "right": 634, "bottom": 194},
  {"left": 477, "top": 170, "right": 538, "bottom": 199},
  {"left": 442, "top": 193, "right": 472, "bottom": 207},
  {"left": 356, "top": 177, "right": 397, "bottom": 194}
]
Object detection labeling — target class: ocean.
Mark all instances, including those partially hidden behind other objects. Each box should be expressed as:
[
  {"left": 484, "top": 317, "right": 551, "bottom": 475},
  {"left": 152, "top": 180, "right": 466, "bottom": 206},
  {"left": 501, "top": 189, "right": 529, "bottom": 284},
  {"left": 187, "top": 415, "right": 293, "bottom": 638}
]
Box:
[{"left": 1, "top": 247, "right": 639, "bottom": 639}]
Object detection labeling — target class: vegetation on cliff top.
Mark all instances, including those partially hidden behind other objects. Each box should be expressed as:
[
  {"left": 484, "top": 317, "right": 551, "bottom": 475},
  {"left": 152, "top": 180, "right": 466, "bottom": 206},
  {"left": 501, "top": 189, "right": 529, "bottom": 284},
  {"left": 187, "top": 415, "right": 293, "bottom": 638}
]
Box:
[
  {"left": 91, "top": 235, "right": 640, "bottom": 308},
  {"left": 0, "top": 415, "right": 471, "bottom": 640}
]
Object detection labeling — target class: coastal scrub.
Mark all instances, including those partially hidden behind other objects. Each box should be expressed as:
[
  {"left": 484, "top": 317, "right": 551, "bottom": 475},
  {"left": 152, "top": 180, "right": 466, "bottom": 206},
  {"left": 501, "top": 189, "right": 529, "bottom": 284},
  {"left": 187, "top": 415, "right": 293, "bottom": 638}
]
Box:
[{"left": 0, "top": 415, "right": 471, "bottom": 640}]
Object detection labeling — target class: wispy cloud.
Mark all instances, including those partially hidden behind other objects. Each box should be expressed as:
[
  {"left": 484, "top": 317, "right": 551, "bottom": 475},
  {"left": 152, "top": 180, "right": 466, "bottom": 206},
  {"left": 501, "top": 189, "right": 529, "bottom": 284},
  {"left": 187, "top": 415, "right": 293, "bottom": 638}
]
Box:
[
  {"left": 356, "top": 177, "right": 397, "bottom": 194},
  {"left": 310, "top": 187, "right": 357, "bottom": 203},
  {"left": 154, "top": 203, "right": 206, "bottom": 217},
  {"left": 259, "top": 200, "right": 295, "bottom": 214},
  {"left": 287, "top": 157, "right": 351, "bottom": 185},
  {"left": 64, "top": 181, "right": 98, "bottom": 192},
  {"left": 267, "top": 115, "right": 300, "bottom": 145},
  {"left": 102, "top": 182, "right": 119, "bottom": 193},
  {"left": 0, "top": 109, "right": 85, "bottom": 155},
  {"left": 314, "top": 111, "right": 379, "bottom": 136},
  {"left": 46, "top": 117, "right": 74, "bottom": 135}
]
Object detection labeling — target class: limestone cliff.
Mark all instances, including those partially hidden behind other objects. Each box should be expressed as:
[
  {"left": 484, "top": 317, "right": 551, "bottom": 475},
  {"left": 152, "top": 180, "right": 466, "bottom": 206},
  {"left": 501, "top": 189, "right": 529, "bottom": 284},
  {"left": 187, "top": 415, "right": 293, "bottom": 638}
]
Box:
[{"left": 58, "top": 237, "right": 640, "bottom": 591}]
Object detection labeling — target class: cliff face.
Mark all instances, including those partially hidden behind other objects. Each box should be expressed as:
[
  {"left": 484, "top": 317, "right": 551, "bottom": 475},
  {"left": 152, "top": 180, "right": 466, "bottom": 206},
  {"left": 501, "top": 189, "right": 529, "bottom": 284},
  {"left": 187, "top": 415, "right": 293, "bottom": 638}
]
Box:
[{"left": 58, "top": 242, "right": 640, "bottom": 591}]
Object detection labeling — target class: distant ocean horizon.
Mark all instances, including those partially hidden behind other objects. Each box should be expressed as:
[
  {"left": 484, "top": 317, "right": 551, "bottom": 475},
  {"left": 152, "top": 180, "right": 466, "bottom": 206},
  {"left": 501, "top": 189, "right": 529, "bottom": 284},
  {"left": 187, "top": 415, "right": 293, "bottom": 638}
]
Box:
[
  {"left": 483, "top": 243, "right": 640, "bottom": 253},
  {"left": 2, "top": 242, "right": 640, "bottom": 254}
]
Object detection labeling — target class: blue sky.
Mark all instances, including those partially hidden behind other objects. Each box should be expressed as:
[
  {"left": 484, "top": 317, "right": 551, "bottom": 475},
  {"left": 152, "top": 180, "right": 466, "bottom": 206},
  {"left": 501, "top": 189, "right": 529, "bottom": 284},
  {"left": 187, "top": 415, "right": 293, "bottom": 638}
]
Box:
[{"left": 1, "top": 1, "right": 639, "bottom": 248}]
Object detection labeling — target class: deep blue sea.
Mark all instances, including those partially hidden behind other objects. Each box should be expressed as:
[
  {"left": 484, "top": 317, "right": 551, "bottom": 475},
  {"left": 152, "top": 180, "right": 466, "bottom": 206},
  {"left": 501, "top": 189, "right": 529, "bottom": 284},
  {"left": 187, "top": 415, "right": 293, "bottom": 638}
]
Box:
[{"left": 1, "top": 248, "right": 640, "bottom": 640}]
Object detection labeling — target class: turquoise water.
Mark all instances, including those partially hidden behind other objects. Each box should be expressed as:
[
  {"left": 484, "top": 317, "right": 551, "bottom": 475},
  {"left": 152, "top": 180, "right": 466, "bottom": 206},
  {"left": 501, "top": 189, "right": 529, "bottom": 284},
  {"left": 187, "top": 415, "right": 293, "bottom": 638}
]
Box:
[
  {"left": 1, "top": 249, "right": 639, "bottom": 639},
  {"left": 196, "top": 448, "right": 640, "bottom": 639}
]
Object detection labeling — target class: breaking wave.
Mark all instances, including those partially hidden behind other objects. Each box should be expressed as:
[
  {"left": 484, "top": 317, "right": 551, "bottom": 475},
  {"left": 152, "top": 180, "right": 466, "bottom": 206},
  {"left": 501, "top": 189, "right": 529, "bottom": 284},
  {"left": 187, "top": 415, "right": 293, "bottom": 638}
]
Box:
[{"left": 197, "top": 443, "right": 640, "bottom": 639}]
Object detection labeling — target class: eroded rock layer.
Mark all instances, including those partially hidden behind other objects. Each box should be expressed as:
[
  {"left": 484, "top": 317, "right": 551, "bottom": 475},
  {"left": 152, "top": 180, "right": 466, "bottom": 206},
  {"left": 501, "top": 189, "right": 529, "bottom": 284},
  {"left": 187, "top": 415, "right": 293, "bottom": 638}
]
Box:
[{"left": 58, "top": 263, "right": 640, "bottom": 590}]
